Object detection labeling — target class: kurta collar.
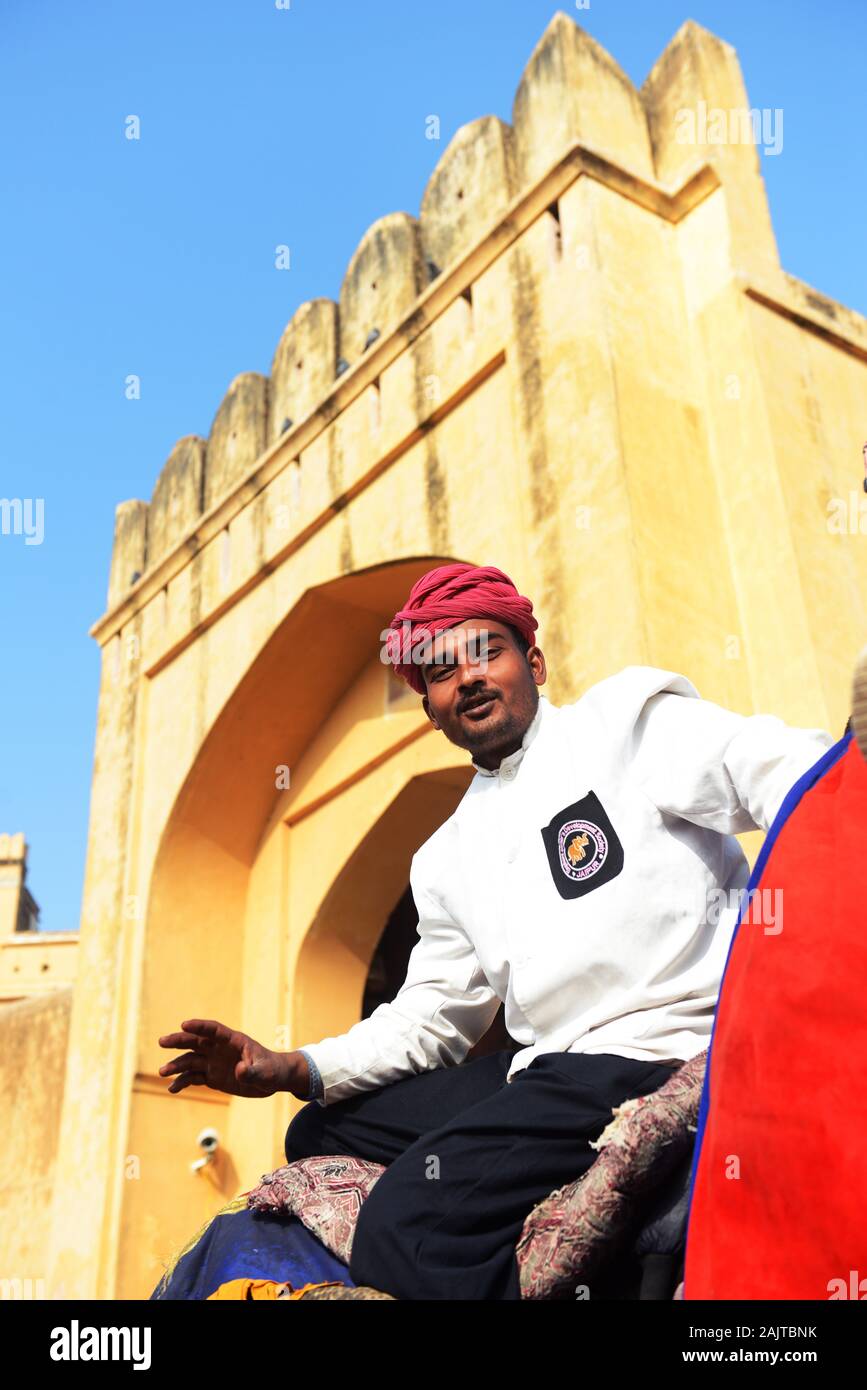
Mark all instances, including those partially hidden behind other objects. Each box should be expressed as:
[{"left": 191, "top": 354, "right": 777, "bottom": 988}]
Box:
[{"left": 471, "top": 694, "right": 549, "bottom": 778}]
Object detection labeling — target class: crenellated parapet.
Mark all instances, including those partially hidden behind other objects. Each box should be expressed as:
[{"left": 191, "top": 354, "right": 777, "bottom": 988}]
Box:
[
  {"left": 203, "top": 371, "right": 270, "bottom": 513},
  {"left": 642, "top": 19, "right": 780, "bottom": 278},
  {"left": 103, "top": 11, "right": 846, "bottom": 622},
  {"left": 269, "top": 298, "right": 339, "bottom": 449},
  {"left": 512, "top": 13, "right": 655, "bottom": 185},
  {"left": 338, "top": 212, "right": 428, "bottom": 367},
  {"left": 147, "top": 435, "right": 205, "bottom": 571},
  {"left": 107, "top": 499, "right": 149, "bottom": 609},
  {"left": 420, "top": 116, "right": 518, "bottom": 275}
]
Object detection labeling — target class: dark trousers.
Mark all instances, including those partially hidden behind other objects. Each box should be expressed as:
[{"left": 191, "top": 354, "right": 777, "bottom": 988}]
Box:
[{"left": 283, "top": 1048, "right": 679, "bottom": 1300}]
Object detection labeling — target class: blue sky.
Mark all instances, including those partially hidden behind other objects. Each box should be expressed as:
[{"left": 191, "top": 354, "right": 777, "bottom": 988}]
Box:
[{"left": 1, "top": 0, "right": 864, "bottom": 932}]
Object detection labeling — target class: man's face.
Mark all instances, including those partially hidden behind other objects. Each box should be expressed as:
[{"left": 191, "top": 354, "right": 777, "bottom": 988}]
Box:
[{"left": 420, "top": 616, "right": 546, "bottom": 770}]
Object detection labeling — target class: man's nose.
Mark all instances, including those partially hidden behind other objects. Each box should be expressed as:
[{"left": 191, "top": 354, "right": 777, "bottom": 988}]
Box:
[{"left": 457, "top": 655, "right": 490, "bottom": 687}]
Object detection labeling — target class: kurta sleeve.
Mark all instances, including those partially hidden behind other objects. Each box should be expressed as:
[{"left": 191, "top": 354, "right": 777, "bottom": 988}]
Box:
[
  {"left": 294, "top": 847, "right": 501, "bottom": 1106},
  {"left": 627, "top": 674, "right": 836, "bottom": 836}
]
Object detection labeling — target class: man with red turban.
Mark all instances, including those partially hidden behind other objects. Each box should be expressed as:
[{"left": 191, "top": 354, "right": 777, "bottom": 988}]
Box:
[{"left": 159, "top": 561, "right": 838, "bottom": 1300}]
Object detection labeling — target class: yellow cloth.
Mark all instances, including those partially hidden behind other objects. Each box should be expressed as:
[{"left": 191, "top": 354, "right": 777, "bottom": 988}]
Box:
[
  {"left": 207, "top": 1278, "right": 346, "bottom": 1300},
  {"left": 207, "top": 1278, "right": 284, "bottom": 1300}
]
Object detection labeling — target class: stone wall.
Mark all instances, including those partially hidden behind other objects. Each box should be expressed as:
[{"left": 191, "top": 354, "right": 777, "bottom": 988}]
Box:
[{"left": 0, "top": 990, "right": 73, "bottom": 1295}]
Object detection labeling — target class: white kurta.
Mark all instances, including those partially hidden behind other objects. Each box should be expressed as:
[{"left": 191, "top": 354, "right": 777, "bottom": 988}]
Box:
[{"left": 299, "top": 666, "right": 835, "bottom": 1106}]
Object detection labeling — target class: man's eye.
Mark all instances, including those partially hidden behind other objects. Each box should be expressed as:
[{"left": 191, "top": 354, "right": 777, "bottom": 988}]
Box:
[{"left": 429, "top": 646, "right": 503, "bottom": 679}]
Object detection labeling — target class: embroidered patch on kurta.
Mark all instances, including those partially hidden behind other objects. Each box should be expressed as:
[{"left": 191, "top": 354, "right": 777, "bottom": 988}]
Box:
[{"left": 540, "top": 791, "right": 624, "bottom": 900}]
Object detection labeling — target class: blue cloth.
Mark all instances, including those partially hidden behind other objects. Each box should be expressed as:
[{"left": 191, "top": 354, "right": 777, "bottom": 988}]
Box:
[{"left": 149, "top": 1201, "right": 355, "bottom": 1299}]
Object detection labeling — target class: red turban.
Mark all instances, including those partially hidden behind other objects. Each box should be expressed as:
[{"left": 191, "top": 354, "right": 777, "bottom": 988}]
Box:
[{"left": 384, "top": 563, "right": 539, "bottom": 695}]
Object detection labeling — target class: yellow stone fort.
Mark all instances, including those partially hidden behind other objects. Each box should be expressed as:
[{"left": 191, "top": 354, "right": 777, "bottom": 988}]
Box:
[{"left": 2, "top": 14, "right": 866, "bottom": 1299}]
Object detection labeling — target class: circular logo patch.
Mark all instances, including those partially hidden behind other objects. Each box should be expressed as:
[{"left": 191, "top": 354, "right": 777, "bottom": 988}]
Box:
[
  {"left": 557, "top": 819, "right": 608, "bottom": 882},
  {"left": 541, "top": 791, "right": 624, "bottom": 901}
]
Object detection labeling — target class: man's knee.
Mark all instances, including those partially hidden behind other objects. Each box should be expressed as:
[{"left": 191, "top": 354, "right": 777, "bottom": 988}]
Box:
[
  {"left": 349, "top": 1166, "right": 441, "bottom": 1298},
  {"left": 283, "top": 1100, "right": 326, "bottom": 1163},
  {"left": 349, "top": 1177, "right": 405, "bottom": 1293}
]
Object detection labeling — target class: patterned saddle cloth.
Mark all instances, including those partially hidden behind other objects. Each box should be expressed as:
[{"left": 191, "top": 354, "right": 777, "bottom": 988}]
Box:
[{"left": 246, "top": 1048, "right": 707, "bottom": 1300}]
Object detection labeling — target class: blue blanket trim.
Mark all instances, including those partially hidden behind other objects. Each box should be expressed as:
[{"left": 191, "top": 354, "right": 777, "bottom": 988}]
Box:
[{"left": 149, "top": 1205, "right": 355, "bottom": 1300}]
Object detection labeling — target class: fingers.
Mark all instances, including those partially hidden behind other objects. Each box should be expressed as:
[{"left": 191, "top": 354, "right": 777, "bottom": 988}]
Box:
[
  {"left": 158, "top": 1031, "right": 215, "bottom": 1052},
  {"left": 167, "top": 1072, "right": 208, "bottom": 1094},
  {"left": 158, "top": 1051, "right": 207, "bottom": 1079},
  {"left": 180, "top": 1019, "right": 232, "bottom": 1042}
]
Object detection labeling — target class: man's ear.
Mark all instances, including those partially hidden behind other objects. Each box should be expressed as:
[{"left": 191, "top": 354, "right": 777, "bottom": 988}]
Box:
[
  {"left": 422, "top": 693, "right": 440, "bottom": 729},
  {"left": 528, "top": 645, "right": 547, "bottom": 687}
]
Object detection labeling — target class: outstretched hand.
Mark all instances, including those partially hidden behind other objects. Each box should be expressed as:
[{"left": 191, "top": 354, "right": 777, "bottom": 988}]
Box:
[{"left": 158, "top": 1019, "right": 305, "bottom": 1098}]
